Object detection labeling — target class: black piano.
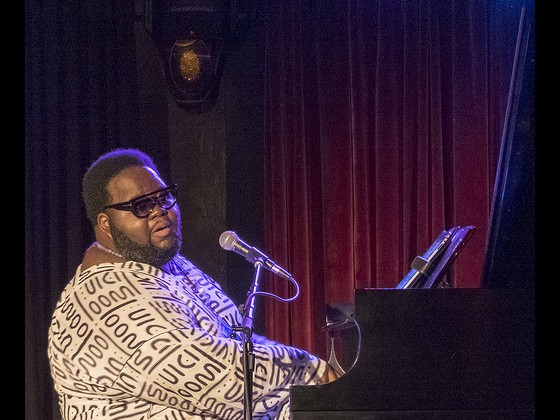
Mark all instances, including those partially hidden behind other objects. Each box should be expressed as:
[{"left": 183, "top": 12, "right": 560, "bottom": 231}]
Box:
[
  {"left": 290, "top": 288, "right": 535, "bottom": 419},
  {"left": 291, "top": 7, "right": 534, "bottom": 417}
]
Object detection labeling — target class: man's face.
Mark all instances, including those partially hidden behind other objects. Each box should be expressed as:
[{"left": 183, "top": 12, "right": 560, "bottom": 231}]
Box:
[{"left": 103, "top": 165, "right": 182, "bottom": 267}]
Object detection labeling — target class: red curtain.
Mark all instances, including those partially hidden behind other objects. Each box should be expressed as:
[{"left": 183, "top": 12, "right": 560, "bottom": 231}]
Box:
[{"left": 261, "top": 0, "right": 525, "bottom": 358}]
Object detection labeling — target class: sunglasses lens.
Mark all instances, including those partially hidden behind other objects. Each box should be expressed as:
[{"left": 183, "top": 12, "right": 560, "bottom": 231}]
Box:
[
  {"left": 132, "top": 197, "right": 156, "bottom": 217},
  {"left": 131, "top": 188, "right": 177, "bottom": 217},
  {"left": 158, "top": 190, "right": 177, "bottom": 209}
]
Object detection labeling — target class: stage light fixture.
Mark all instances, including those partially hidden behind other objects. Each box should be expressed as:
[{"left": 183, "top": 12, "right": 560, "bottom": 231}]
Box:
[
  {"left": 165, "top": 37, "right": 222, "bottom": 107},
  {"left": 145, "top": 0, "right": 229, "bottom": 111}
]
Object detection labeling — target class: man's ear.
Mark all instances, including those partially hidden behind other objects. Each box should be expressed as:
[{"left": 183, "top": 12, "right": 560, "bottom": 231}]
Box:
[{"left": 97, "top": 213, "right": 113, "bottom": 239}]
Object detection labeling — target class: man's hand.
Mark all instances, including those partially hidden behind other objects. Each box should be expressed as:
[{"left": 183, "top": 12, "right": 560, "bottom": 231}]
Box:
[{"left": 318, "top": 363, "right": 343, "bottom": 384}]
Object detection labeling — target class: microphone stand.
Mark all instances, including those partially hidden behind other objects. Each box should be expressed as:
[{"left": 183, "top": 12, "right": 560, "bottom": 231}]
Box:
[{"left": 234, "top": 258, "right": 265, "bottom": 420}]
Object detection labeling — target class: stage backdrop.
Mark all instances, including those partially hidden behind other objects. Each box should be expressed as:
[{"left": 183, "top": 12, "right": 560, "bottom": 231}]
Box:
[{"left": 260, "top": 0, "right": 533, "bottom": 358}]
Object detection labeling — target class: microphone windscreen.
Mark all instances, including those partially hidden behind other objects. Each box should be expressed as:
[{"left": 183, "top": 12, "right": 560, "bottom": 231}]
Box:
[{"left": 219, "top": 231, "right": 238, "bottom": 250}]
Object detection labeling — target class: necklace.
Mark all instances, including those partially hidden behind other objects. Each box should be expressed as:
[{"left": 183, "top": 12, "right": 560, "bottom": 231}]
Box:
[{"left": 91, "top": 241, "right": 125, "bottom": 260}]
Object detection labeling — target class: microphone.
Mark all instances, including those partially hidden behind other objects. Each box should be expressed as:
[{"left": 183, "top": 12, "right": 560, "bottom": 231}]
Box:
[{"left": 219, "top": 231, "right": 293, "bottom": 280}]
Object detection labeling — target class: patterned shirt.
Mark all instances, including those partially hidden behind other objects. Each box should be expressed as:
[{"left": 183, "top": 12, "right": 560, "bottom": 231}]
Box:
[{"left": 48, "top": 255, "right": 326, "bottom": 419}]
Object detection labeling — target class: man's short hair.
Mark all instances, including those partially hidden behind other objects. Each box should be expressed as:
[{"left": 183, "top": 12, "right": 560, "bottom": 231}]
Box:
[{"left": 82, "top": 148, "right": 161, "bottom": 225}]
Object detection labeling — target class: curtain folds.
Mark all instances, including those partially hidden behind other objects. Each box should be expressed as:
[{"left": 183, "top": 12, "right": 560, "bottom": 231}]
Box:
[
  {"left": 25, "top": 1, "right": 146, "bottom": 418},
  {"left": 262, "top": 0, "right": 525, "bottom": 358}
]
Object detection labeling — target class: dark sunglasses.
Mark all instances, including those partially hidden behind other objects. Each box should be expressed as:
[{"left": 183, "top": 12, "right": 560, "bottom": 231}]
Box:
[{"left": 103, "top": 184, "right": 178, "bottom": 218}]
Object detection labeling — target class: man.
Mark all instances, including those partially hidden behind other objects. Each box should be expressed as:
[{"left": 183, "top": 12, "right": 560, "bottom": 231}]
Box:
[{"left": 48, "top": 148, "right": 340, "bottom": 419}]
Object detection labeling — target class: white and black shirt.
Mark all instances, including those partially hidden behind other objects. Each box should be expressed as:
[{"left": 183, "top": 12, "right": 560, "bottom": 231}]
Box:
[{"left": 48, "top": 255, "right": 326, "bottom": 419}]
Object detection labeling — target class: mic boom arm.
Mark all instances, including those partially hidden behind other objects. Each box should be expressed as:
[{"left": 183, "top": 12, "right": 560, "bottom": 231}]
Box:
[{"left": 219, "top": 230, "right": 300, "bottom": 303}]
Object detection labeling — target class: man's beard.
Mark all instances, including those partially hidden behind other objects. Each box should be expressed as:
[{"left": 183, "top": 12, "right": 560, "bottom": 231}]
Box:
[{"left": 109, "top": 222, "right": 182, "bottom": 267}]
